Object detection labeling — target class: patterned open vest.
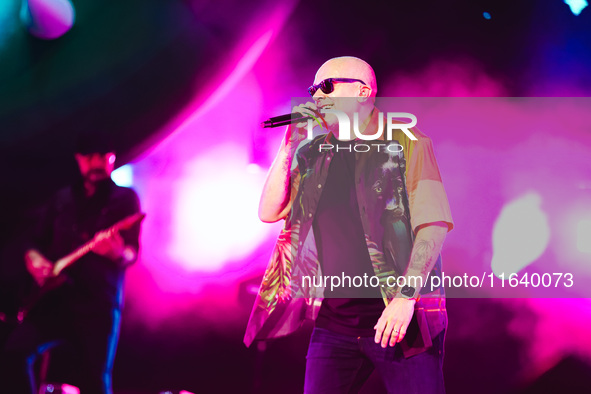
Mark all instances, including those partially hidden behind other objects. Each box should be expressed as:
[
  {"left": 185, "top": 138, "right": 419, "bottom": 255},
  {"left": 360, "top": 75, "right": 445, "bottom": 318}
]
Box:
[{"left": 245, "top": 108, "right": 453, "bottom": 357}]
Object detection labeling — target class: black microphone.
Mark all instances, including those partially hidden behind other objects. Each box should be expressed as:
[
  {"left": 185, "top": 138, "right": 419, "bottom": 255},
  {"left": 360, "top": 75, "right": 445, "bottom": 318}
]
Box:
[{"left": 260, "top": 112, "right": 312, "bottom": 128}]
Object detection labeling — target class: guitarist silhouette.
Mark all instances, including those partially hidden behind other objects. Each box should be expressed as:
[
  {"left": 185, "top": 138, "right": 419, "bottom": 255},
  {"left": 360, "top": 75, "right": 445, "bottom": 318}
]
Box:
[{"left": 0, "top": 134, "right": 143, "bottom": 394}]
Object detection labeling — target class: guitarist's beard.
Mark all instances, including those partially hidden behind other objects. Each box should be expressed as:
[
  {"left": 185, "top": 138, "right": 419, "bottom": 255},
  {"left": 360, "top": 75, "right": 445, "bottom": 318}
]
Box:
[{"left": 84, "top": 169, "right": 109, "bottom": 183}]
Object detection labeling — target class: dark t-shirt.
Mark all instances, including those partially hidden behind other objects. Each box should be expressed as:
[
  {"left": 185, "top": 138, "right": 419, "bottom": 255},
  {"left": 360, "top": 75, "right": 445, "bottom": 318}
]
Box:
[
  {"left": 34, "top": 179, "right": 141, "bottom": 312},
  {"left": 312, "top": 139, "right": 384, "bottom": 337}
]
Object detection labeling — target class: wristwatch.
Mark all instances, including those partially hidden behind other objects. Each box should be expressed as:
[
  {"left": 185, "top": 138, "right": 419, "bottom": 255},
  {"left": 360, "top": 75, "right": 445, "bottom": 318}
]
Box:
[{"left": 400, "top": 285, "right": 417, "bottom": 299}]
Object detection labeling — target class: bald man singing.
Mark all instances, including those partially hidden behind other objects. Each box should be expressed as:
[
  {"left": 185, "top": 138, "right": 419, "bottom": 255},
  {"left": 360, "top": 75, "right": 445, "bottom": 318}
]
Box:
[{"left": 245, "top": 56, "right": 454, "bottom": 393}]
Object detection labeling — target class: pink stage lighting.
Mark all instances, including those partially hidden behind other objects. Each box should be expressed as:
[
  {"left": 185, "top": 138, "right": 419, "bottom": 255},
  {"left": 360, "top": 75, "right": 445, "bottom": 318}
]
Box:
[
  {"left": 168, "top": 145, "right": 269, "bottom": 271},
  {"left": 491, "top": 193, "right": 551, "bottom": 276},
  {"left": 39, "top": 382, "right": 79, "bottom": 394},
  {"left": 20, "top": 0, "right": 75, "bottom": 40}
]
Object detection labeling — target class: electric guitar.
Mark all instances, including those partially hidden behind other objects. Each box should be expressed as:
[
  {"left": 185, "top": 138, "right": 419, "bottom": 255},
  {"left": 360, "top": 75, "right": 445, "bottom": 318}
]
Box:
[{"left": 19, "top": 212, "right": 146, "bottom": 320}]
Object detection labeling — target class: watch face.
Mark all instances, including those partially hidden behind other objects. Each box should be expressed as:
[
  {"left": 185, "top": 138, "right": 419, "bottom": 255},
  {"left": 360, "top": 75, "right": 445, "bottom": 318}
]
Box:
[{"left": 401, "top": 285, "right": 416, "bottom": 298}]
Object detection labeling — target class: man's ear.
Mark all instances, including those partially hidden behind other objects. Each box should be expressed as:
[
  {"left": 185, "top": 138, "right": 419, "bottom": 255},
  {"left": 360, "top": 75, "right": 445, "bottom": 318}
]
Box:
[{"left": 358, "top": 85, "right": 371, "bottom": 101}]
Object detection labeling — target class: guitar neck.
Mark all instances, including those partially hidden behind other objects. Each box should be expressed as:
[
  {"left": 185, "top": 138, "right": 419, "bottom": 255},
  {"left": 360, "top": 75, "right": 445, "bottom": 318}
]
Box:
[
  {"left": 53, "top": 239, "right": 99, "bottom": 276},
  {"left": 51, "top": 213, "right": 143, "bottom": 276}
]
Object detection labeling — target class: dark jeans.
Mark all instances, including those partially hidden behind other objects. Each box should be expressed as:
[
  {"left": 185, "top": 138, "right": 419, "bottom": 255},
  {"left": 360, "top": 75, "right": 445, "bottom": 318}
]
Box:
[
  {"left": 304, "top": 327, "right": 445, "bottom": 394},
  {"left": 0, "top": 294, "right": 121, "bottom": 394}
]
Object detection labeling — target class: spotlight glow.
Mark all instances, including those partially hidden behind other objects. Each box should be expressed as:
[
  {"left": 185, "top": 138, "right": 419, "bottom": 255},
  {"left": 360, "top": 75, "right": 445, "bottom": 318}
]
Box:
[
  {"left": 564, "top": 0, "right": 588, "bottom": 15},
  {"left": 577, "top": 219, "right": 591, "bottom": 253},
  {"left": 20, "top": 0, "right": 76, "bottom": 39},
  {"left": 0, "top": 2, "right": 19, "bottom": 49},
  {"left": 491, "top": 193, "right": 550, "bottom": 276},
  {"left": 111, "top": 164, "right": 133, "bottom": 187},
  {"left": 168, "top": 145, "right": 269, "bottom": 271}
]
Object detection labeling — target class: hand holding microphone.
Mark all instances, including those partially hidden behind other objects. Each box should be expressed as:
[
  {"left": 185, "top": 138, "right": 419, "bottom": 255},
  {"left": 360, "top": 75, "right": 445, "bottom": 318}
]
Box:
[
  {"left": 289, "top": 102, "right": 324, "bottom": 146},
  {"left": 258, "top": 102, "right": 324, "bottom": 222},
  {"left": 261, "top": 102, "right": 322, "bottom": 150},
  {"left": 260, "top": 102, "right": 323, "bottom": 129}
]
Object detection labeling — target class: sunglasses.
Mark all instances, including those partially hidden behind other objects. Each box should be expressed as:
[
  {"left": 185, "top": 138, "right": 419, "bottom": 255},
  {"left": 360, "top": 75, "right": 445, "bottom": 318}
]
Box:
[{"left": 308, "top": 78, "right": 367, "bottom": 97}]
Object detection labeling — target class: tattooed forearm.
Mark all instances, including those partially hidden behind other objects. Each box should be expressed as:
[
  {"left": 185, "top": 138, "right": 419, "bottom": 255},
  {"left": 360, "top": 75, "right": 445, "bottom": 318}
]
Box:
[
  {"left": 402, "top": 223, "right": 448, "bottom": 290},
  {"left": 409, "top": 239, "right": 436, "bottom": 276}
]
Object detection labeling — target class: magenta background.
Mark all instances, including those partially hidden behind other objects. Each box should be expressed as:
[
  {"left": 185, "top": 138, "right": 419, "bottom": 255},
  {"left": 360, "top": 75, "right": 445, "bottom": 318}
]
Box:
[
  {"left": 2, "top": 0, "right": 591, "bottom": 392},
  {"left": 124, "top": 59, "right": 591, "bottom": 393}
]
